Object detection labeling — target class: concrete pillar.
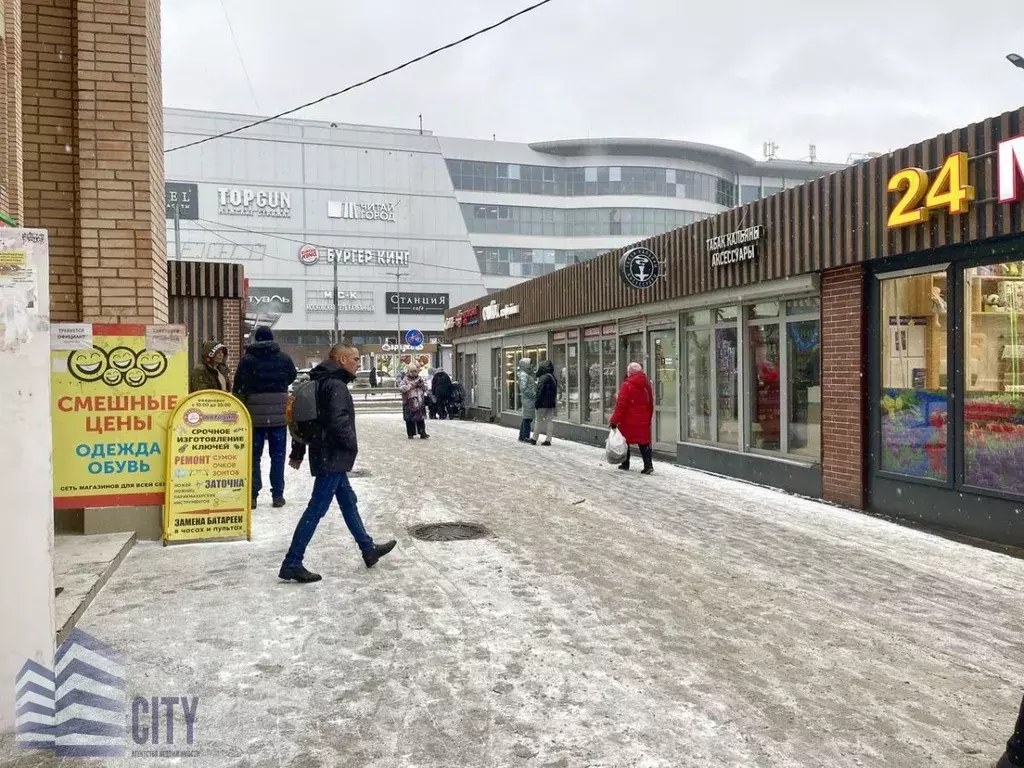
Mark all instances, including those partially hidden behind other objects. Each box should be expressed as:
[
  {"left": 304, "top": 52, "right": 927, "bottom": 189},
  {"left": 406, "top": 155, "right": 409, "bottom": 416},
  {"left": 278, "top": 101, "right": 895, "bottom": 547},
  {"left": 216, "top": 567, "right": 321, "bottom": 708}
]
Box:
[{"left": 0, "top": 233, "right": 56, "bottom": 733}]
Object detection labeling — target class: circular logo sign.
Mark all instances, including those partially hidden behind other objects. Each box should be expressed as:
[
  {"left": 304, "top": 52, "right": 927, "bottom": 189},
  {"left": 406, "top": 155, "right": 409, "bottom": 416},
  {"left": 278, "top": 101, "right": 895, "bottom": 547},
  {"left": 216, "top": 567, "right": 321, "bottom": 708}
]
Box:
[
  {"left": 298, "top": 245, "right": 320, "bottom": 266},
  {"left": 619, "top": 247, "right": 661, "bottom": 289},
  {"left": 405, "top": 329, "right": 424, "bottom": 347},
  {"left": 183, "top": 408, "right": 203, "bottom": 426}
]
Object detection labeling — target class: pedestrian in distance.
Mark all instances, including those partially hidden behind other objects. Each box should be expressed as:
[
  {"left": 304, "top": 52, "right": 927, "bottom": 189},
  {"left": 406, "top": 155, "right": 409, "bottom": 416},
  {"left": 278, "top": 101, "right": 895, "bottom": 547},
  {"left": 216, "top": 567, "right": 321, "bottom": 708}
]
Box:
[
  {"left": 233, "top": 326, "right": 297, "bottom": 508},
  {"left": 400, "top": 364, "right": 430, "bottom": 439},
  {"left": 532, "top": 359, "right": 557, "bottom": 446},
  {"left": 281, "top": 343, "right": 396, "bottom": 582},
  {"left": 369, "top": 365, "right": 378, "bottom": 390},
  {"left": 189, "top": 341, "right": 232, "bottom": 393},
  {"left": 517, "top": 358, "right": 537, "bottom": 443},
  {"left": 431, "top": 368, "right": 454, "bottom": 420},
  {"left": 609, "top": 362, "right": 655, "bottom": 474},
  {"left": 997, "top": 695, "right": 1024, "bottom": 767}
]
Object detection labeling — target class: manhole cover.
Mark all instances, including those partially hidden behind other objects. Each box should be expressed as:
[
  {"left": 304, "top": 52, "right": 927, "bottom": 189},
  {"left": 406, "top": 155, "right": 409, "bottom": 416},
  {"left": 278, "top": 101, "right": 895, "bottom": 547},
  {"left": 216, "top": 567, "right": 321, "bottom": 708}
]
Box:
[{"left": 408, "top": 522, "right": 491, "bottom": 542}]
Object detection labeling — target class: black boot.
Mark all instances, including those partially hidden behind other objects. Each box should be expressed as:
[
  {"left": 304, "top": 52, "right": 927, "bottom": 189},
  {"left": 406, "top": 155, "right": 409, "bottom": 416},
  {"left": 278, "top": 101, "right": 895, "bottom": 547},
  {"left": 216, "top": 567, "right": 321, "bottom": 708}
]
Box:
[
  {"left": 272, "top": 497, "right": 286, "bottom": 508},
  {"left": 363, "top": 540, "right": 397, "bottom": 569},
  {"left": 279, "top": 565, "right": 322, "bottom": 583},
  {"left": 641, "top": 467, "right": 654, "bottom": 475},
  {"left": 618, "top": 462, "right": 630, "bottom": 471},
  {"left": 251, "top": 495, "right": 258, "bottom": 508}
]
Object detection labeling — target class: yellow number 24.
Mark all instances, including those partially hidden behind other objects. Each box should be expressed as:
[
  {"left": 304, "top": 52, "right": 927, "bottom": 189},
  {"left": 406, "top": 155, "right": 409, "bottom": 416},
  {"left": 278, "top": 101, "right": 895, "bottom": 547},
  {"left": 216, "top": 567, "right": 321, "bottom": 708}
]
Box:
[{"left": 887, "top": 152, "right": 975, "bottom": 229}]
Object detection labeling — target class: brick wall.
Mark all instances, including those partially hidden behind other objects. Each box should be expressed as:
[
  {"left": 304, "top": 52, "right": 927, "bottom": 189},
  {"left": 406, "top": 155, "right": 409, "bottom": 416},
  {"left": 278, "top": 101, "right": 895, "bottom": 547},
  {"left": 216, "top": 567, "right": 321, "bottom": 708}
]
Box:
[
  {"left": 1, "top": 0, "right": 24, "bottom": 223},
  {"left": 221, "top": 298, "right": 243, "bottom": 368},
  {"left": 821, "top": 265, "right": 868, "bottom": 508},
  {"left": 22, "top": 0, "right": 166, "bottom": 324}
]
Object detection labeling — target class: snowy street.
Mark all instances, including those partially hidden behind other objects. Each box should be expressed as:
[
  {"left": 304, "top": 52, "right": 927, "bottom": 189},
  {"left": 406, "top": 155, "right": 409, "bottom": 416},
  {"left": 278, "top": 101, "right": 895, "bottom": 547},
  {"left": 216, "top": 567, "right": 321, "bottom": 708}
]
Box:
[{"left": 4, "top": 414, "right": 1024, "bottom": 767}]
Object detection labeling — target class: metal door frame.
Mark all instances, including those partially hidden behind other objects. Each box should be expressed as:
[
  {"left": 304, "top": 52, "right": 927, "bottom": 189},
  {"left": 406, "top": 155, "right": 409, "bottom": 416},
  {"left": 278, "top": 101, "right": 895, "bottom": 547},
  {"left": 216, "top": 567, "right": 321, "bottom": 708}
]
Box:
[{"left": 647, "top": 326, "right": 678, "bottom": 451}]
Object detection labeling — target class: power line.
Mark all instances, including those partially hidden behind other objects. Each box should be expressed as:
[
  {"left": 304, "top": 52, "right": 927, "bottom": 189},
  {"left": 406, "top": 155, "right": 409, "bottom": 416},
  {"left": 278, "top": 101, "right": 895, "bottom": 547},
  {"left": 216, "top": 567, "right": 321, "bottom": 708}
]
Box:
[
  {"left": 218, "top": 0, "right": 261, "bottom": 113},
  {"left": 189, "top": 216, "right": 492, "bottom": 277},
  {"left": 164, "top": 0, "right": 559, "bottom": 154}
]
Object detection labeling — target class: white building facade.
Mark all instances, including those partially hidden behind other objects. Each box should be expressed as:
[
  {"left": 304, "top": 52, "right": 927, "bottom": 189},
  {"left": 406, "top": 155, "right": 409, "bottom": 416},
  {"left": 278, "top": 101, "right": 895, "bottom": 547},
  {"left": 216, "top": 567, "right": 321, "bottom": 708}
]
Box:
[{"left": 164, "top": 109, "right": 843, "bottom": 367}]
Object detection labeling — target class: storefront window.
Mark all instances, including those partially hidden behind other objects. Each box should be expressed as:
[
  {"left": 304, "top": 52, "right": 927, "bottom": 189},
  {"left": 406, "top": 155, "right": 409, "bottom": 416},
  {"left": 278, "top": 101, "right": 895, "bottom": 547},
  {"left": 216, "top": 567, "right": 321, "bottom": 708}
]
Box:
[
  {"left": 748, "top": 322, "right": 781, "bottom": 450},
  {"left": 582, "top": 340, "right": 602, "bottom": 425},
  {"left": 879, "top": 272, "right": 948, "bottom": 481},
  {"left": 686, "top": 329, "right": 712, "bottom": 439},
  {"left": 465, "top": 354, "right": 477, "bottom": 404},
  {"left": 504, "top": 348, "right": 521, "bottom": 412},
  {"left": 716, "top": 327, "right": 739, "bottom": 445},
  {"left": 602, "top": 338, "right": 617, "bottom": 419},
  {"left": 787, "top": 320, "right": 821, "bottom": 458},
  {"left": 567, "top": 342, "right": 580, "bottom": 422},
  {"left": 551, "top": 342, "right": 567, "bottom": 419},
  {"left": 964, "top": 262, "right": 1024, "bottom": 495}
]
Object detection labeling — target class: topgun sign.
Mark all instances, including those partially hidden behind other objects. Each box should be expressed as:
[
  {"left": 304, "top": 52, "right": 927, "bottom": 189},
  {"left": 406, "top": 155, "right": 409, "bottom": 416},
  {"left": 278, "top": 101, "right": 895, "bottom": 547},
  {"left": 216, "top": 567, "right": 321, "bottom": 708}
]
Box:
[{"left": 218, "top": 188, "right": 292, "bottom": 218}]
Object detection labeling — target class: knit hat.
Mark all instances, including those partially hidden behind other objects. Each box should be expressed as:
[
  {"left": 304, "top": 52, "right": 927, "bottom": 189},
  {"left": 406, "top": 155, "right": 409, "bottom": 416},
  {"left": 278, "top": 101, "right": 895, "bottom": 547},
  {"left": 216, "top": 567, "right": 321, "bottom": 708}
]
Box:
[{"left": 254, "top": 326, "right": 274, "bottom": 342}]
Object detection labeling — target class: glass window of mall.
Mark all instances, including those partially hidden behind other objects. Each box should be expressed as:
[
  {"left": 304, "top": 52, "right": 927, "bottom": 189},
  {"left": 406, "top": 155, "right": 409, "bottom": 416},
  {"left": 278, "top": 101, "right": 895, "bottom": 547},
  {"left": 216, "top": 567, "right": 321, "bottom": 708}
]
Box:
[
  {"left": 875, "top": 246, "right": 1024, "bottom": 498},
  {"left": 447, "top": 160, "right": 737, "bottom": 206},
  {"left": 461, "top": 204, "right": 701, "bottom": 238}
]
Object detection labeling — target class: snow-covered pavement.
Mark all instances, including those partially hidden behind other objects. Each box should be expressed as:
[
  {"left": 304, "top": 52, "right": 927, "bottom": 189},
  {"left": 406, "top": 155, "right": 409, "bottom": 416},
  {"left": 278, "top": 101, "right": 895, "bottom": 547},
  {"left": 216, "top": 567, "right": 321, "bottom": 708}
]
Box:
[{"left": 4, "top": 414, "right": 1024, "bottom": 767}]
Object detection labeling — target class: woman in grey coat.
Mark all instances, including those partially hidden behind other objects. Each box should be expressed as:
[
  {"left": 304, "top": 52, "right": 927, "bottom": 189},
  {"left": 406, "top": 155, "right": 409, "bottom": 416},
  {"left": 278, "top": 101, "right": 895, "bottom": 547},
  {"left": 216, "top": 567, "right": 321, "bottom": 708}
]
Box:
[{"left": 517, "top": 358, "right": 537, "bottom": 443}]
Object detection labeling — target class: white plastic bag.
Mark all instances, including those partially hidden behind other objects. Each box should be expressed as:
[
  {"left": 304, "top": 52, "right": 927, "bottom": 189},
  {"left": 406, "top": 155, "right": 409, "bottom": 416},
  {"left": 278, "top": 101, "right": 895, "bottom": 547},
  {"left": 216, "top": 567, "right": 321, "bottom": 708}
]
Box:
[{"left": 605, "top": 429, "right": 628, "bottom": 465}]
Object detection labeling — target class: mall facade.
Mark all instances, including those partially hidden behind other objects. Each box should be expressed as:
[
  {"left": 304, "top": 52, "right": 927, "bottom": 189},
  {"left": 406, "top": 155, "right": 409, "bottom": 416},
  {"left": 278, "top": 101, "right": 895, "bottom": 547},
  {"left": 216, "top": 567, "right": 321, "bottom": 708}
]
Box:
[
  {"left": 445, "top": 107, "right": 1024, "bottom": 549},
  {"left": 163, "top": 108, "right": 840, "bottom": 370}
]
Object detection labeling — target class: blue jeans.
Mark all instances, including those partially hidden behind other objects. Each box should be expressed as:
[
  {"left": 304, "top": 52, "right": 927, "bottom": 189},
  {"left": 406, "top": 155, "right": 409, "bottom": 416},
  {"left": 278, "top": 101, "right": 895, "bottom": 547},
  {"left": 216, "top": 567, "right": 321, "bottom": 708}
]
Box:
[
  {"left": 282, "top": 472, "right": 374, "bottom": 568},
  {"left": 252, "top": 425, "right": 288, "bottom": 500},
  {"left": 519, "top": 418, "right": 533, "bottom": 440}
]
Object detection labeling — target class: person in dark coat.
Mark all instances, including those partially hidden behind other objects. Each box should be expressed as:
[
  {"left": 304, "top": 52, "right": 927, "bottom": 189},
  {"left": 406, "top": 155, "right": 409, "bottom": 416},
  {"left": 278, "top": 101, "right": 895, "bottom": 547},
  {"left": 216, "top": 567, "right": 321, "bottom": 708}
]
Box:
[
  {"left": 997, "top": 696, "right": 1024, "bottom": 767},
  {"left": 609, "top": 362, "right": 655, "bottom": 474},
  {"left": 430, "top": 369, "right": 453, "bottom": 420},
  {"left": 400, "top": 364, "right": 429, "bottom": 439},
  {"left": 282, "top": 344, "right": 396, "bottom": 582},
  {"left": 369, "top": 366, "right": 378, "bottom": 389},
  {"left": 189, "top": 341, "right": 231, "bottom": 393},
  {"left": 233, "top": 326, "right": 298, "bottom": 508},
  {"left": 532, "top": 359, "right": 557, "bottom": 445}
]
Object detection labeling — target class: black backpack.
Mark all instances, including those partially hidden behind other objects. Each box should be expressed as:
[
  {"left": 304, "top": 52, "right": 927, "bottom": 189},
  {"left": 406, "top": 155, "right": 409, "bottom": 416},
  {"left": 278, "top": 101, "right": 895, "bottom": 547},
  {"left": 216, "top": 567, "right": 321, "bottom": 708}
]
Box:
[{"left": 286, "top": 379, "right": 322, "bottom": 444}]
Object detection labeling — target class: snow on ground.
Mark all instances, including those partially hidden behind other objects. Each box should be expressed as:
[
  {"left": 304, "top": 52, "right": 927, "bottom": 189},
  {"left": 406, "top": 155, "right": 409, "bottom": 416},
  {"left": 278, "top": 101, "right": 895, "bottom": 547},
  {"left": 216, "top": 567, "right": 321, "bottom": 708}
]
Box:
[{"left": 3, "top": 414, "right": 1023, "bottom": 767}]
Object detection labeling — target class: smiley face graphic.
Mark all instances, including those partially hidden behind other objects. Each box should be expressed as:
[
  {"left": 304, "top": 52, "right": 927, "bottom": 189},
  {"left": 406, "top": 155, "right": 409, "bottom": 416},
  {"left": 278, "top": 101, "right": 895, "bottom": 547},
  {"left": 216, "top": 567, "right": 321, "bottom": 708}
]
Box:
[
  {"left": 135, "top": 349, "right": 168, "bottom": 379},
  {"left": 102, "top": 368, "right": 123, "bottom": 386},
  {"left": 123, "top": 367, "right": 147, "bottom": 388},
  {"left": 67, "top": 347, "right": 109, "bottom": 383},
  {"left": 107, "top": 346, "right": 137, "bottom": 372}
]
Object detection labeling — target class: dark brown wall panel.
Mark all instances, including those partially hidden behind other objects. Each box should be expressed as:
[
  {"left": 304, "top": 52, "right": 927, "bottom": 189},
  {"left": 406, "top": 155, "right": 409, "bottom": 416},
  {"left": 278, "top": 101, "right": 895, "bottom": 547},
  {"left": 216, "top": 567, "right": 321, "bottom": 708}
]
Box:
[{"left": 446, "top": 107, "right": 1024, "bottom": 340}]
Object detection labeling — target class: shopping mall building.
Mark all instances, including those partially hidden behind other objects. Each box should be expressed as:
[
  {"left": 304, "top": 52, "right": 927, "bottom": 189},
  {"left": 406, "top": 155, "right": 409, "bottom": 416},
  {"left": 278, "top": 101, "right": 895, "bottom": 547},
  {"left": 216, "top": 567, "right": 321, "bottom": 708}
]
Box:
[
  {"left": 445, "top": 107, "right": 1024, "bottom": 549},
  {"left": 164, "top": 108, "right": 840, "bottom": 371}
]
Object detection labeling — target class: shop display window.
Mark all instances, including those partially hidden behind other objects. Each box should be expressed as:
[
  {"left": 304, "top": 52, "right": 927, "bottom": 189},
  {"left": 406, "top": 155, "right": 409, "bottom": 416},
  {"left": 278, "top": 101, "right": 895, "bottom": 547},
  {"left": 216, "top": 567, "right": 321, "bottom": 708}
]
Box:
[
  {"left": 686, "top": 329, "right": 712, "bottom": 439},
  {"left": 550, "top": 343, "right": 567, "bottom": 419},
  {"left": 567, "top": 342, "right": 580, "bottom": 422},
  {"left": 787, "top": 320, "right": 821, "bottom": 459},
  {"left": 964, "top": 262, "right": 1024, "bottom": 494},
  {"left": 716, "top": 327, "right": 740, "bottom": 445},
  {"left": 748, "top": 322, "right": 781, "bottom": 450},
  {"left": 582, "top": 340, "right": 603, "bottom": 425},
  {"left": 879, "top": 272, "right": 948, "bottom": 481},
  {"left": 602, "top": 339, "right": 618, "bottom": 418},
  {"left": 504, "top": 348, "right": 522, "bottom": 412}
]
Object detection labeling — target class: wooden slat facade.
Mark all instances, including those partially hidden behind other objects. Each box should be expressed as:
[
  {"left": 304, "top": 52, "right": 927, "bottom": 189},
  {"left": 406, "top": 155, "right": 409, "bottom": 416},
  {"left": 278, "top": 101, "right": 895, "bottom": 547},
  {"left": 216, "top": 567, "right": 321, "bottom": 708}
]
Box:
[
  {"left": 167, "top": 260, "right": 246, "bottom": 369},
  {"left": 447, "top": 106, "right": 1024, "bottom": 339},
  {"left": 167, "top": 260, "right": 244, "bottom": 299}
]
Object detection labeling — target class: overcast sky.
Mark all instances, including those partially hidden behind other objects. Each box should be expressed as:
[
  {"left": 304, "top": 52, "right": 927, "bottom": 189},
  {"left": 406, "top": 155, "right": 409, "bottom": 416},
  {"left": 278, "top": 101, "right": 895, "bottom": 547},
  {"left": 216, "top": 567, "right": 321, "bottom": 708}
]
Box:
[{"left": 162, "top": 0, "right": 1024, "bottom": 164}]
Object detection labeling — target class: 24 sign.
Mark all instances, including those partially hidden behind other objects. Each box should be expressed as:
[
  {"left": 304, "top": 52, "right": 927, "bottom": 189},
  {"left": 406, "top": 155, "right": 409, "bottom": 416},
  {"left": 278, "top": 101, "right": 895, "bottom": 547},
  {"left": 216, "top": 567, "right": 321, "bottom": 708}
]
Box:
[{"left": 887, "top": 151, "right": 975, "bottom": 229}]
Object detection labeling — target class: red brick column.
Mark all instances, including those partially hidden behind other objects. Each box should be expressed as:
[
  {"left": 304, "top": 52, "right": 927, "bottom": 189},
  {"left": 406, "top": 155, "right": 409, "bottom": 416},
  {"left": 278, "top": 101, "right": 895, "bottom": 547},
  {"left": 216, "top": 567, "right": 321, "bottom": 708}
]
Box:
[
  {"left": 821, "top": 265, "right": 868, "bottom": 508},
  {"left": 220, "top": 298, "right": 243, "bottom": 367}
]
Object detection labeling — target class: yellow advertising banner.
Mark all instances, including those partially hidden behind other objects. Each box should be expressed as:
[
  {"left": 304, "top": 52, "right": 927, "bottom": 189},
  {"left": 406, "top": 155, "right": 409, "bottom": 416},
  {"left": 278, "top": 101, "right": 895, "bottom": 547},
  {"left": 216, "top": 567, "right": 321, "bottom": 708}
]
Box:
[
  {"left": 51, "top": 324, "right": 189, "bottom": 509},
  {"left": 163, "top": 390, "right": 252, "bottom": 544}
]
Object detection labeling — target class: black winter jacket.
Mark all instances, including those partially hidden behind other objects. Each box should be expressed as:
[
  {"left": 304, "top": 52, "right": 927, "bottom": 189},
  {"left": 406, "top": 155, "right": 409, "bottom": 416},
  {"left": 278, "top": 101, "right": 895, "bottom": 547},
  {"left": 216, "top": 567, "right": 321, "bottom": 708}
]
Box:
[
  {"left": 536, "top": 360, "right": 557, "bottom": 409},
  {"left": 431, "top": 370, "right": 453, "bottom": 401},
  {"left": 233, "top": 341, "right": 298, "bottom": 428},
  {"left": 288, "top": 360, "right": 358, "bottom": 475}
]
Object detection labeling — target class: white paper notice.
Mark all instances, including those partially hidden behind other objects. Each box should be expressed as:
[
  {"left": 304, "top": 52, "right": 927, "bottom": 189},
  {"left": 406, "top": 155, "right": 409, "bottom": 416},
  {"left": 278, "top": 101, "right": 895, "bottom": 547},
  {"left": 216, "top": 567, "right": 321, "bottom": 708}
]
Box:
[
  {"left": 146, "top": 325, "right": 186, "bottom": 353},
  {"left": 51, "top": 323, "right": 93, "bottom": 350}
]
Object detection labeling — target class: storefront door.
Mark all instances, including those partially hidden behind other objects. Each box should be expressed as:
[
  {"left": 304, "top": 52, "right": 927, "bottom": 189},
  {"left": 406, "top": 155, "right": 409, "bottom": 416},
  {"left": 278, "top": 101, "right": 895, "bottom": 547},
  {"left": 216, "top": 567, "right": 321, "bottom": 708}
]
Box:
[
  {"left": 620, "top": 333, "right": 643, "bottom": 380},
  {"left": 648, "top": 329, "right": 678, "bottom": 449},
  {"left": 491, "top": 347, "right": 502, "bottom": 419}
]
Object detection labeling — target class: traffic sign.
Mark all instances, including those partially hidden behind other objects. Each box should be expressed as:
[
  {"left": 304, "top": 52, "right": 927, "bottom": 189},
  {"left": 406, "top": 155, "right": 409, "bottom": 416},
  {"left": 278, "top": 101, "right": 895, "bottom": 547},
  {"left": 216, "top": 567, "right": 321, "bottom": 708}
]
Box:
[{"left": 405, "top": 328, "right": 423, "bottom": 347}]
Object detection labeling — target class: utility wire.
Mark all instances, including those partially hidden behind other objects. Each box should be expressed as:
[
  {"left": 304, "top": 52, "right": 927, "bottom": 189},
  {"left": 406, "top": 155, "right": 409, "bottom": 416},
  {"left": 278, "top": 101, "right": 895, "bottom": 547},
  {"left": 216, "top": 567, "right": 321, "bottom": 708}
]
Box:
[
  {"left": 164, "top": 0, "right": 558, "bottom": 154},
  {"left": 218, "top": 0, "right": 261, "bottom": 113}
]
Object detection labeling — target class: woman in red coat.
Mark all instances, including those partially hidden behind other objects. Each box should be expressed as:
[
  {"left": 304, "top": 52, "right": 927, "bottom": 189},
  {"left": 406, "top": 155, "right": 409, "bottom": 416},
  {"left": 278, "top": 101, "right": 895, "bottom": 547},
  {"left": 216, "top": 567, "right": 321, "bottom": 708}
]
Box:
[{"left": 609, "top": 362, "right": 655, "bottom": 474}]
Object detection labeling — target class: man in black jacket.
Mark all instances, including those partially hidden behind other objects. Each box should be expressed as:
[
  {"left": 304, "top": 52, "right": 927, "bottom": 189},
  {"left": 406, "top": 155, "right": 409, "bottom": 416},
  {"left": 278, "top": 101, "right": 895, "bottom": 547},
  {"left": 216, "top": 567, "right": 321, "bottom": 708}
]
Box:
[
  {"left": 234, "top": 326, "right": 297, "bottom": 508},
  {"left": 997, "top": 696, "right": 1024, "bottom": 767},
  {"left": 280, "top": 343, "right": 396, "bottom": 583},
  {"left": 532, "top": 359, "right": 557, "bottom": 445}
]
